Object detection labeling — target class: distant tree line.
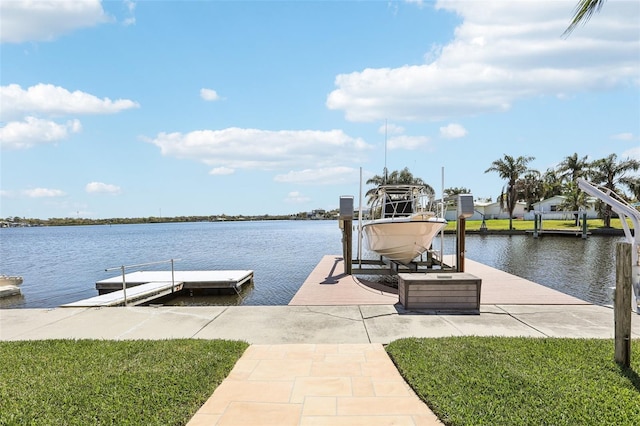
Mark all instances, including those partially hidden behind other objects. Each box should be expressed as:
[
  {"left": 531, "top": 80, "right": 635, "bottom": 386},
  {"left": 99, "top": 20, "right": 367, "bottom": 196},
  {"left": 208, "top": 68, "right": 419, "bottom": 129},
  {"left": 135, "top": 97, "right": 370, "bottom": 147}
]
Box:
[{"left": 2, "top": 210, "right": 340, "bottom": 227}]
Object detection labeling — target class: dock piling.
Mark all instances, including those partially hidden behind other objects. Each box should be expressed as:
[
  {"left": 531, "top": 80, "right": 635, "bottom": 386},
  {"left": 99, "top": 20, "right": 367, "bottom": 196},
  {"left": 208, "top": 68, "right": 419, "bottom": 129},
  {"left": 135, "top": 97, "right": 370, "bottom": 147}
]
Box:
[
  {"left": 339, "top": 196, "right": 354, "bottom": 275},
  {"left": 615, "top": 242, "right": 632, "bottom": 367}
]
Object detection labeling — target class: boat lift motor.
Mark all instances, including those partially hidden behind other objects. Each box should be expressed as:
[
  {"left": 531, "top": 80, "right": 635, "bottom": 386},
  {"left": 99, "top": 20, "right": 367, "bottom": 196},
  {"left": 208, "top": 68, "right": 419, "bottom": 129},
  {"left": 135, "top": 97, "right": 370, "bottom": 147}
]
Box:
[
  {"left": 457, "top": 194, "right": 474, "bottom": 219},
  {"left": 577, "top": 178, "right": 640, "bottom": 311}
]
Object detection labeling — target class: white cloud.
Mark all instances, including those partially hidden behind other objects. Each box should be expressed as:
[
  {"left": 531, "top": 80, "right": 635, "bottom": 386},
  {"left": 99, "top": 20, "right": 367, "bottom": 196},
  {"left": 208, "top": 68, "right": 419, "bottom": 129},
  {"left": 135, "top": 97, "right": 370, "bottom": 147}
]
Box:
[
  {"left": 0, "top": 117, "right": 81, "bottom": 149},
  {"left": 200, "top": 88, "right": 221, "bottom": 101},
  {"left": 284, "top": 191, "right": 311, "bottom": 203},
  {"left": 1, "top": 84, "right": 139, "bottom": 120},
  {"left": 611, "top": 132, "right": 635, "bottom": 141},
  {"left": 387, "top": 135, "right": 431, "bottom": 150},
  {"left": 123, "top": 0, "right": 136, "bottom": 26},
  {"left": 439, "top": 123, "right": 467, "bottom": 139},
  {"left": 622, "top": 146, "right": 640, "bottom": 161},
  {"left": 23, "top": 188, "right": 66, "bottom": 198},
  {"left": 379, "top": 122, "right": 404, "bottom": 135},
  {"left": 405, "top": 0, "right": 425, "bottom": 8},
  {"left": 274, "top": 167, "right": 360, "bottom": 185},
  {"left": 147, "top": 128, "right": 372, "bottom": 175},
  {"left": 85, "top": 182, "right": 122, "bottom": 194},
  {"left": 0, "top": 0, "right": 111, "bottom": 44},
  {"left": 327, "top": 1, "right": 640, "bottom": 122},
  {"left": 209, "top": 167, "right": 235, "bottom": 175}
]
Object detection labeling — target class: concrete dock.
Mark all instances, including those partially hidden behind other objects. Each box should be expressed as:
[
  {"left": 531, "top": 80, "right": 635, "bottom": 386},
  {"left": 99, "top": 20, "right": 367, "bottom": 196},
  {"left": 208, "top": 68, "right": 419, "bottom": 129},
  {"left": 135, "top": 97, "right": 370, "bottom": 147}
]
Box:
[
  {"left": 1, "top": 256, "right": 637, "bottom": 425},
  {"left": 289, "top": 255, "right": 588, "bottom": 306}
]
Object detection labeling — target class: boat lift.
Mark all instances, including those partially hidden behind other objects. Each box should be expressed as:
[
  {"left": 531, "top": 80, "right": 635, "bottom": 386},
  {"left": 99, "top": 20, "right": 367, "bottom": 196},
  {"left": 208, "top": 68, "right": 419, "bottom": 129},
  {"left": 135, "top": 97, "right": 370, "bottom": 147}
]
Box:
[
  {"left": 577, "top": 178, "right": 640, "bottom": 311},
  {"left": 339, "top": 192, "right": 472, "bottom": 276}
]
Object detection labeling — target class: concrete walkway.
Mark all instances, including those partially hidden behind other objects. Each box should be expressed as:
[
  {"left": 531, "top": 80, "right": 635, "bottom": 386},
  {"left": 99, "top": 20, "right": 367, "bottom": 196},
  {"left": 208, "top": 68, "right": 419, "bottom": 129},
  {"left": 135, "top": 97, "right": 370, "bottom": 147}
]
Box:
[
  {"left": 1, "top": 257, "right": 638, "bottom": 426},
  {"left": 2, "top": 304, "right": 635, "bottom": 342}
]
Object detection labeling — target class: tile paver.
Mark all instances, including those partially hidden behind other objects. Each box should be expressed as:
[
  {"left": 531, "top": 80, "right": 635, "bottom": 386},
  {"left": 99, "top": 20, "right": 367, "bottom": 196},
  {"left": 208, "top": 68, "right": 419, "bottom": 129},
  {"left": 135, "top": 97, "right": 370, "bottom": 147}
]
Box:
[{"left": 187, "top": 343, "right": 443, "bottom": 426}]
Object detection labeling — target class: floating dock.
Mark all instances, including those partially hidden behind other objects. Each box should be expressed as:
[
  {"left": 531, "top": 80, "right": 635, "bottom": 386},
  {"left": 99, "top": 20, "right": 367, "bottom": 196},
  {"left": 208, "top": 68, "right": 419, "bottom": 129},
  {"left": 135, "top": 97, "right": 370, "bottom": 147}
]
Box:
[{"left": 61, "top": 270, "right": 253, "bottom": 308}]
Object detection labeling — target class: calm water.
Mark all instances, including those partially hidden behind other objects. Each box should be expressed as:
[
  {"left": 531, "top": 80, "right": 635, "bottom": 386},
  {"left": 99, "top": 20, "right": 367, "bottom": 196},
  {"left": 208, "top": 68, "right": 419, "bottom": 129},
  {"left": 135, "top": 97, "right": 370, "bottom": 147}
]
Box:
[{"left": 0, "top": 221, "right": 623, "bottom": 308}]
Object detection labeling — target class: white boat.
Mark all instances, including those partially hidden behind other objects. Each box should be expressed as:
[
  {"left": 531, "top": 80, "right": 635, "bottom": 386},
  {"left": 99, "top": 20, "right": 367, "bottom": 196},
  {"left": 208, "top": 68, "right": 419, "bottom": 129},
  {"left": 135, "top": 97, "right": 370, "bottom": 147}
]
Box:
[
  {"left": 0, "top": 275, "right": 23, "bottom": 286},
  {"left": 362, "top": 184, "right": 447, "bottom": 264}
]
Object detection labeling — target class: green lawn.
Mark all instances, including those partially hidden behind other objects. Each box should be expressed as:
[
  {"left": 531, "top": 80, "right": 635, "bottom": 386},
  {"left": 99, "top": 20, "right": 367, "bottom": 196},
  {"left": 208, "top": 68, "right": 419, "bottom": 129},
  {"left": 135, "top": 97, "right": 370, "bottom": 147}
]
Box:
[
  {"left": 444, "top": 218, "right": 632, "bottom": 232},
  {"left": 0, "top": 339, "right": 249, "bottom": 425},
  {"left": 3, "top": 337, "right": 639, "bottom": 425},
  {"left": 387, "top": 337, "right": 640, "bottom": 426}
]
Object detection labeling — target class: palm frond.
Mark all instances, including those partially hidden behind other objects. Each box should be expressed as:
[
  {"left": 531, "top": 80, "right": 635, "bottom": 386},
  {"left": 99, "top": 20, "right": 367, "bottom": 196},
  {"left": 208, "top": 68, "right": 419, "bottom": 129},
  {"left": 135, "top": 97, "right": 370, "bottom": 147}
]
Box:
[{"left": 563, "top": 0, "right": 606, "bottom": 37}]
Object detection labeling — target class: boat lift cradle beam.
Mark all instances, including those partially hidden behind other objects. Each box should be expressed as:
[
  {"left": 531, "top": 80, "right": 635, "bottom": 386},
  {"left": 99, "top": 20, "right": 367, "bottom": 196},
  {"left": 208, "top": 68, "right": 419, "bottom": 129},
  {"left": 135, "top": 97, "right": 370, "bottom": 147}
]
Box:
[{"left": 577, "top": 178, "right": 640, "bottom": 310}]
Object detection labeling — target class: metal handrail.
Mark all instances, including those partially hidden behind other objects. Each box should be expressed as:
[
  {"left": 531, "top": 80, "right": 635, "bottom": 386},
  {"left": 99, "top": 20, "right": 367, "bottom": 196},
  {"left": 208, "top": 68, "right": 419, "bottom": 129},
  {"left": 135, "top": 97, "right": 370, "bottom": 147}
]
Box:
[{"left": 105, "top": 259, "right": 181, "bottom": 306}]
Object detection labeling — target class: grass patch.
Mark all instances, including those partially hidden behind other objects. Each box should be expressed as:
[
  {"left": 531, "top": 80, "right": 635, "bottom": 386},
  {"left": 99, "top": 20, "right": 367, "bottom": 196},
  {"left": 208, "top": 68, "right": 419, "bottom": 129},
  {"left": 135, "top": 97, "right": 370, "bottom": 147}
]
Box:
[
  {"left": 387, "top": 337, "right": 640, "bottom": 425},
  {"left": 444, "top": 218, "right": 632, "bottom": 232},
  {"left": 0, "top": 339, "right": 248, "bottom": 425}
]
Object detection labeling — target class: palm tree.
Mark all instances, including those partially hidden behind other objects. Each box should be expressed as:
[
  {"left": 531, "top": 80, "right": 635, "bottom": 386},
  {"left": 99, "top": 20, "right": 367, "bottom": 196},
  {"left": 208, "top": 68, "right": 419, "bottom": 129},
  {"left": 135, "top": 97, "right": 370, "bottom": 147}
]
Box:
[
  {"left": 620, "top": 176, "right": 640, "bottom": 201},
  {"left": 365, "top": 167, "right": 434, "bottom": 204},
  {"left": 560, "top": 181, "right": 590, "bottom": 226},
  {"left": 541, "top": 168, "right": 563, "bottom": 200},
  {"left": 588, "top": 154, "right": 640, "bottom": 227},
  {"left": 443, "top": 187, "right": 471, "bottom": 198},
  {"left": 557, "top": 153, "right": 590, "bottom": 184},
  {"left": 564, "top": 0, "right": 607, "bottom": 36},
  {"left": 485, "top": 154, "right": 536, "bottom": 230},
  {"left": 515, "top": 171, "right": 543, "bottom": 211}
]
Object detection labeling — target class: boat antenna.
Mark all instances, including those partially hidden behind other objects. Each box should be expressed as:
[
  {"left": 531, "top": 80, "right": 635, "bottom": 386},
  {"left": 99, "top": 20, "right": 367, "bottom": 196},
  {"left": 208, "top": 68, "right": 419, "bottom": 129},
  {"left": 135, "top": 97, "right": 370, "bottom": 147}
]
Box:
[{"left": 383, "top": 119, "right": 388, "bottom": 184}]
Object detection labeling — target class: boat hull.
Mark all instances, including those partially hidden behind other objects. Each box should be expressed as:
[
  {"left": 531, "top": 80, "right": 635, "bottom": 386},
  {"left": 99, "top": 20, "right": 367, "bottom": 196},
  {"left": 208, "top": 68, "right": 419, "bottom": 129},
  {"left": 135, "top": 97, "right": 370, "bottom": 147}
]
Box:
[{"left": 362, "top": 216, "right": 447, "bottom": 264}]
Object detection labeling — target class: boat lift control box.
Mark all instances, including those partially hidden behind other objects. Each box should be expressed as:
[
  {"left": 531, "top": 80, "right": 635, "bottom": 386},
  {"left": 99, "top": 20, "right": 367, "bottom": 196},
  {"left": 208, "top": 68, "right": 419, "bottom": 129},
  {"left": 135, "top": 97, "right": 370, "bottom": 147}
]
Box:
[
  {"left": 339, "top": 196, "right": 354, "bottom": 220},
  {"left": 457, "top": 194, "right": 474, "bottom": 218}
]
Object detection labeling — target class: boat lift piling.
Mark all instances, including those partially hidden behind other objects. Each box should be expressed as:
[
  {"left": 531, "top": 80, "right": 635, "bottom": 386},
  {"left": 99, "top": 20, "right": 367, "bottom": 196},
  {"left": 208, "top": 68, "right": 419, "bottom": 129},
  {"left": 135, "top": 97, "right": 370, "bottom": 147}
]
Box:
[
  {"left": 456, "top": 194, "right": 475, "bottom": 273},
  {"left": 339, "top": 196, "right": 354, "bottom": 275}
]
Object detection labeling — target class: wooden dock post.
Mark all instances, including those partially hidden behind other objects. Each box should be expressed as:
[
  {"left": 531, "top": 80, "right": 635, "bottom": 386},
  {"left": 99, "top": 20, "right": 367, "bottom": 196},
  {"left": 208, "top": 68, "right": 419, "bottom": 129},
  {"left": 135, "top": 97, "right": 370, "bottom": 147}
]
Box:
[
  {"left": 615, "top": 242, "right": 632, "bottom": 367},
  {"left": 581, "top": 213, "right": 588, "bottom": 239}
]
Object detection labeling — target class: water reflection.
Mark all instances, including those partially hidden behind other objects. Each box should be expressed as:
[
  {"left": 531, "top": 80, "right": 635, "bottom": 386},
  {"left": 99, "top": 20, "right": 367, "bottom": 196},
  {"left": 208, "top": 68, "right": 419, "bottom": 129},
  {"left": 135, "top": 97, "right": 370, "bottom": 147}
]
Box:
[{"left": 460, "top": 234, "right": 622, "bottom": 305}]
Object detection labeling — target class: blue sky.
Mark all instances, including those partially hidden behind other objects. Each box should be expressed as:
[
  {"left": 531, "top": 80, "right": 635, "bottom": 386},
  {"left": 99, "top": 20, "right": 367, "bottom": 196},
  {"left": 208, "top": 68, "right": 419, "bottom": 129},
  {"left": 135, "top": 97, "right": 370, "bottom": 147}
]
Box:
[{"left": 1, "top": 0, "right": 638, "bottom": 219}]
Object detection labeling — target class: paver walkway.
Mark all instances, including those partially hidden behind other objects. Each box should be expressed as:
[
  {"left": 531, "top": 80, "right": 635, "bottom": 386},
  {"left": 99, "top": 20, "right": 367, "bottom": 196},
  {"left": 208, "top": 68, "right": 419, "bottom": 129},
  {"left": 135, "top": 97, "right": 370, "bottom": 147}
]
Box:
[{"left": 187, "top": 343, "right": 442, "bottom": 426}]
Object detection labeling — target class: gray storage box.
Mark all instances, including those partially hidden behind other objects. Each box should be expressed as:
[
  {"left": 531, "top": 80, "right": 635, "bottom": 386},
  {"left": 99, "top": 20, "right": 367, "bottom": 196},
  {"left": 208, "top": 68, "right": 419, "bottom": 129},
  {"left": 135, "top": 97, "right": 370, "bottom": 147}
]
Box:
[{"left": 398, "top": 272, "right": 481, "bottom": 312}]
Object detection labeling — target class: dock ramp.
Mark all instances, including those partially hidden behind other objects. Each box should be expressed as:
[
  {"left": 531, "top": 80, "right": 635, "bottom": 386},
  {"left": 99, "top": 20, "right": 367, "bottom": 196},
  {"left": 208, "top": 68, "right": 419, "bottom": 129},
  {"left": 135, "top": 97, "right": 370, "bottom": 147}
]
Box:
[{"left": 61, "top": 281, "right": 184, "bottom": 307}]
